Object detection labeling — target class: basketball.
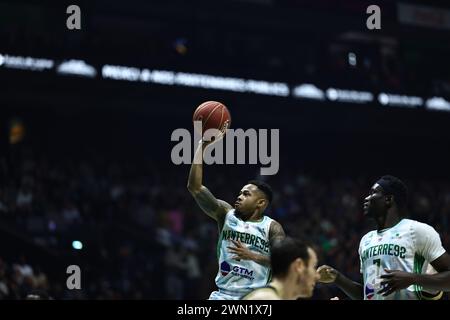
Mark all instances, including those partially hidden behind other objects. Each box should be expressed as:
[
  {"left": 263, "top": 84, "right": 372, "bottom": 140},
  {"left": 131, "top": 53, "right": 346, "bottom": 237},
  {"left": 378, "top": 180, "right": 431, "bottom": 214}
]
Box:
[{"left": 193, "top": 101, "right": 231, "bottom": 136}]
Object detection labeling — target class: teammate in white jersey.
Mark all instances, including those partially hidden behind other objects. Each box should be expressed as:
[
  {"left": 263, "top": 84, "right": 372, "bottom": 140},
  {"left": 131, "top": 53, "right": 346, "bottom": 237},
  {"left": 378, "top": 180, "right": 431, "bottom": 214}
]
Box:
[
  {"left": 317, "top": 175, "right": 450, "bottom": 300},
  {"left": 187, "top": 134, "right": 285, "bottom": 300}
]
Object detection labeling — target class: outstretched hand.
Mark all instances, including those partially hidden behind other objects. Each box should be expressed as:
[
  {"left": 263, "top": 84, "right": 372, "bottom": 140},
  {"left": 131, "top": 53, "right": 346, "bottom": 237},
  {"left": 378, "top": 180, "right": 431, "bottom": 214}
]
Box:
[
  {"left": 378, "top": 269, "right": 415, "bottom": 296},
  {"left": 317, "top": 265, "right": 339, "bottom": 283},
  {"left": 201, "top": 120, "right": 230, "bottom": 147},
  {"left": 227, "top": 240, "right": 256, "bottom": 261}
]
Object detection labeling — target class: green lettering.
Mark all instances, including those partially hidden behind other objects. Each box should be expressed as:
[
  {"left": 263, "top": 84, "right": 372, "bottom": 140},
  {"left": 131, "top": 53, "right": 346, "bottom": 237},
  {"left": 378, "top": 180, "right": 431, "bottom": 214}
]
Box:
[
  {"left": 369, "top": 246, "right": 376, "bottom": 257},
  {"left": 394, "top": 245, "right": 400, "bottom": 257},
  {"left": 400, "top": 246, "right": 406, "bottom": 259},
  {"left": 244, "top": 233, "right": 251, "bottom": 244},
  {"left": 373, "top": 246, "right": 378, "bottom": 257},
  {"left": 260, "top": 239, "right": 266, "bottom": 250},
  {"left": 250, "top": 235, "right": 256, "bottom": 246},
  {"left": 388, "top": 244, "right": 394, "bottom": 256},
  {"left": 382, "top": 244, "right": 388, "bottom": 255}
]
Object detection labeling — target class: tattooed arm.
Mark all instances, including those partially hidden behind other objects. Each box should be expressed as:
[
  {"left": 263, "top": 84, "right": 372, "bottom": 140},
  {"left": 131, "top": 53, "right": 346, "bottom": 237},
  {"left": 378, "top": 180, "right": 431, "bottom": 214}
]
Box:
[
  {"left": 269, "top": 220, "right": 286, "bottom": 245},
  {"left": 187, "top": 140, "right": 232, "bottom": 226}
]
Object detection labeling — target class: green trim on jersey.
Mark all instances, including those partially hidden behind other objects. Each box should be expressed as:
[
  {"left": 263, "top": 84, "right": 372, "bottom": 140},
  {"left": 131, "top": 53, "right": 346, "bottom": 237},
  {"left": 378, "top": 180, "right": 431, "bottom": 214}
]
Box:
[
  {"left": 413, "top": 253, "right": 425, "bottom": 299},
  {"left": 216, "top": 222, "right": 224, "bottom": 261},
  {"left": 412, "top": 253, "right": 444, "bottom": 300},
  {"left": 244, "top": 216, "right": 265, "bottom": 224},
  {"left": 266, "top": 269, "right": 272, "bottom": 284},
  {"left": 216, "top": 237, "right": 221, "bottom": 261},
  {"left": 216, "top": 216, "right": 226, "bottom": 261}
]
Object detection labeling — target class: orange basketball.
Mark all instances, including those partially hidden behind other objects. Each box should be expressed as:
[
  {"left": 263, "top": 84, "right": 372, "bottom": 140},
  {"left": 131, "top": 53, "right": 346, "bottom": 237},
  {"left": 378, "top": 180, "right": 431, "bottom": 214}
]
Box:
[{"left": 193, "top": 101, "right": 231, "bottom": 136}]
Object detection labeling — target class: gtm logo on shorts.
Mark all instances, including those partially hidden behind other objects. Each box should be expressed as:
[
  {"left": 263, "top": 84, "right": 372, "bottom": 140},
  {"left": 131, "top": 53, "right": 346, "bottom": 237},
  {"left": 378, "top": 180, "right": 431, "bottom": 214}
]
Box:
[
  {"left": 365, "top": 284, "right": 375, "bottom": 300},
  {"left": 220, "top": 261, "right": 231, "bottom": 276},
  {"left": 220, "top": 261, "right": 254, "bottom": 280}
]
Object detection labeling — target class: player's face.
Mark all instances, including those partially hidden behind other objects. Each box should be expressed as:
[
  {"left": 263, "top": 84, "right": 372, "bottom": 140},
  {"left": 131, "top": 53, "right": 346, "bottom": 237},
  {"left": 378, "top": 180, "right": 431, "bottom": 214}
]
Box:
[
  {"left": 363, "top": 183, "right": 387, "bottom": 218},
  {"left": 234, "top": 184, "right": 265, "bottom": 216},
  {"left": 297, "top": 248, "right": 319, "bottom": 298}
]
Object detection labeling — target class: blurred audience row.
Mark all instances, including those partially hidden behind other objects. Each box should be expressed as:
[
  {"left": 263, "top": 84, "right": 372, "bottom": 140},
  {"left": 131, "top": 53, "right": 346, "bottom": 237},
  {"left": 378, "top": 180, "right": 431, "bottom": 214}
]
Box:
[{"left": 0, "top": 148, "right": 449, "bottom": 299}]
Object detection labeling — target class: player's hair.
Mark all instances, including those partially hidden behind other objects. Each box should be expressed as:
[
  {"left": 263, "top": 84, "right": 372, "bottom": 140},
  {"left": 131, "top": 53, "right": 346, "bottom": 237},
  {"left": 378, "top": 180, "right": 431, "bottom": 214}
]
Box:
[
  {"left": 377, "top": 175, "right": 408, "bottom": 210},
  {"left": 248, "top": 180, "right": 273, "bottom": 203},
  {"left": 270, "top": 237, "right": 310, "bottom": 278}
]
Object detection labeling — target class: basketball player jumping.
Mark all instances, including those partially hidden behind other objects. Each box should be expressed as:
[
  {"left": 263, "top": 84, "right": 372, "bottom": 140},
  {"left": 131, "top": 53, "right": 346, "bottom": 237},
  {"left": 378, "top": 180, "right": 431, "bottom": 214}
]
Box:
[
  {"left": 318, "top": 175, "right": 450, "bottom": 300},
  {"left": 187, "top": 129, "right": 285, "bottom": 300}
]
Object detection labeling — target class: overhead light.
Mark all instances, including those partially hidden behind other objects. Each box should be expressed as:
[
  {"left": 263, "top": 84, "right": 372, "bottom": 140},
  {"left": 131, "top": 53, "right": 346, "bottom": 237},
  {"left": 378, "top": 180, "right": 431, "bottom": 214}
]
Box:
[
  {"left": 0, "top": 54, "right": 53, "bottom": 71},
  {"left": 102, "top": 65, "right": 289, "bottom": 96},
  {"left": 57, "top": 60, "right": 97, "bottom": 78},
  {"left": 378, "top": 93, "right": 423, "bottom": 108},
  {"left": 72, "top": 240, "right": 83, "bottom": 250},
  {"left": 326, "top": 88, "right": 373, "bottom": 103},
  {"left": 293, "top": 84, "right": 325, "bottom": 100},
  {"left": 348, "top": 52, "right": 357, "bottom": 66},
  {"left": 426, "top": 97, "right": 450, "bottom": 111}
]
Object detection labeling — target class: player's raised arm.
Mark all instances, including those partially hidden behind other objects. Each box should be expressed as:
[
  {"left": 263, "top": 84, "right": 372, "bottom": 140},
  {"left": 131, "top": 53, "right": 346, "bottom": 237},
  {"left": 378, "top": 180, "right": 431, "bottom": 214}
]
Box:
[
  {"left": 317, "top": 265, "right": 364, "bottom": 300},
  {"left": 187, "top": 139, "right": 232, "bottom": 222}
]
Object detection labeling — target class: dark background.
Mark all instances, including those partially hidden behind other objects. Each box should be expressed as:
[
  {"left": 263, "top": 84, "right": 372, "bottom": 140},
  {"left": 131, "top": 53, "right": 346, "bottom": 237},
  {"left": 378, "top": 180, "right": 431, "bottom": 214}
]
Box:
[{"left": 0, "top": 0, "right": 450, "bottom": 299}]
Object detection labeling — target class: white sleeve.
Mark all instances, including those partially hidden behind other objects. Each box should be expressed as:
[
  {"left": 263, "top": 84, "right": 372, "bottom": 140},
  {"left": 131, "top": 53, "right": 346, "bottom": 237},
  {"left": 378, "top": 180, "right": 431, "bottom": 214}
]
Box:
[
  {"left": 414, "top": 222, "right": 446, "bottom": 263},
  {"left": 358, "top": 237, "right": 364, "bottom": 274}
]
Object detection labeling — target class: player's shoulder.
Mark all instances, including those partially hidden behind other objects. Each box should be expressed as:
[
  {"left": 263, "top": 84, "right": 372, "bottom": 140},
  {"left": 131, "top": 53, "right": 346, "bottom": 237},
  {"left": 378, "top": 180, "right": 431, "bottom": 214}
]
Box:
[
  {"left": 268, "top": 219, "right": 285, "bottom": 235},
  {"left": 407, "top": 218, "right": 437, "bottom": 234},
  {"left": 225, "top": 208, "right": 236, "bottom": 219},
  {"left": 268, "top": 217, "right": 281, "bottom": 226},
  {"left": 242, "top": 287, "right": 279, "bottom": 300},
  {"left": 360, "top": 230, "right": 376, "bottom": 243}
]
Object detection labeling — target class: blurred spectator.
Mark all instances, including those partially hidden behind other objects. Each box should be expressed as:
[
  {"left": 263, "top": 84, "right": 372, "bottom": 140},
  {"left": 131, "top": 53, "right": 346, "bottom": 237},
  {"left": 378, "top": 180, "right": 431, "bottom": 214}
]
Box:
[{"left": 0, "top": 147, "right": 449, "bottom": 299}]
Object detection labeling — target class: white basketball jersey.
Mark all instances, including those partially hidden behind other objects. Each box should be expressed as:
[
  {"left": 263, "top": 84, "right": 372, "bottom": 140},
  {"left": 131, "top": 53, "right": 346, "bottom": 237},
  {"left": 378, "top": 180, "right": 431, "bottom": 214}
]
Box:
[
  {"left": 359, "top": 218, "right": 446, "bottom": 300},
  {"left": 214, "top": 209, "right": 273, "bottom": 296}
]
